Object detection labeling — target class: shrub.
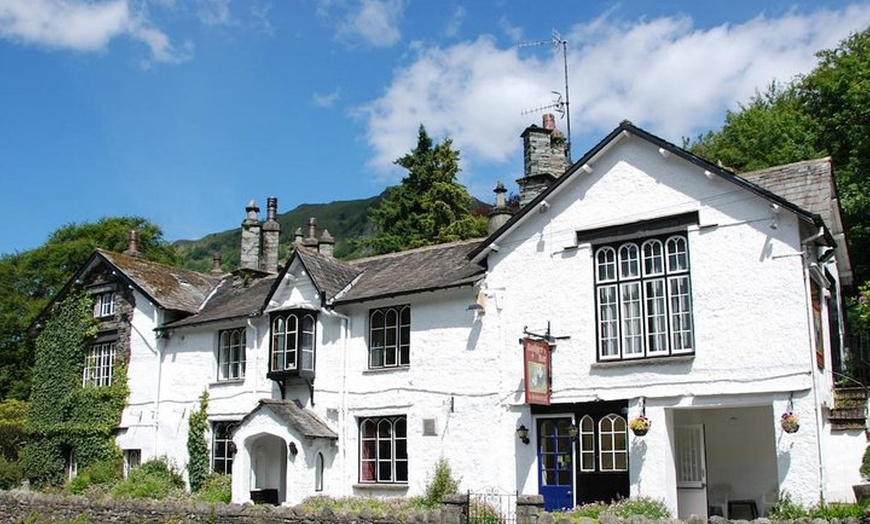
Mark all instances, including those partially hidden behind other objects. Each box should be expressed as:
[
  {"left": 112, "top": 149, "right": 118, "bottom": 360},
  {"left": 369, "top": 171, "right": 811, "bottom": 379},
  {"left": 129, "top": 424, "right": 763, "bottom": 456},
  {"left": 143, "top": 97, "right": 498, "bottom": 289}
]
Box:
[
  {"left": 0, "top": 456, "right": 23, "bottom": 490},
  {"left": 111, "top": 457, "right": 184, "bottom": 500},
  {"left": 421, "top": 457, "right": 460, "bottom": 507},
  {"left": 768, "top": 491, "right": 809, "bottom": 519},
  {"left": 67, "top": 458, "right": 122, "bottom": 494},
  {"left": 299, "top": 495, "right": 417, "bottom": 516},
  {"left": 861, "top": 445, "right": 870, "bottom": 480},
  {"left": 195, "top": 473, "right": 232, "bottom": 504},
  {"left": 607, "top": 497, "right": 671, "bottom": 519}
]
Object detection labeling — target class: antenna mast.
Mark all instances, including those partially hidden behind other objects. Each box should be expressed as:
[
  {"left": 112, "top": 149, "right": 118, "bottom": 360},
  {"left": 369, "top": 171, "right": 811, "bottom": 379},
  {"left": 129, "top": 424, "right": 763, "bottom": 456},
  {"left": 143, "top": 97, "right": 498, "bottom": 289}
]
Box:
[{"left": 518, "top": 29, "right": 572, "bottom": 161}]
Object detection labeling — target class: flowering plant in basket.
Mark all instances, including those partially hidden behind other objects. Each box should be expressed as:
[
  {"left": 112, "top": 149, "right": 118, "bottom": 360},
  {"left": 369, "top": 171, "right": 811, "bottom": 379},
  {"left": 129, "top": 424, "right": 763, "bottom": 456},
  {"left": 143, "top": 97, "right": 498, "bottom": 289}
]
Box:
[
  {"left": 629, "top": 415, "right": 651, "bottom": 436},
  {"left": 780, "top": 412, "right": 799, "bottom": 433}
]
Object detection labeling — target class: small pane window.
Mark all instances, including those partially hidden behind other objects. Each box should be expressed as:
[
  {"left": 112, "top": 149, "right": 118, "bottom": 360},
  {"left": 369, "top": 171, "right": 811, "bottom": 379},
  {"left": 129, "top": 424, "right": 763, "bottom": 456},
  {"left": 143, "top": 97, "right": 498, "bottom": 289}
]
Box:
[
  {"left": 598, "top": 414, "right": 628, "bottom": 472},
  {"left": 359, "top": 415, "right": 407, "bottom": 484},
  {"left": 218, "top": 328, "right": 246, "bottom": 381},
  {"left": 212, "top": 421, "right": 237, "bottom": 475},
  {"left": 369, "top": 306, "right": 411, "bottom": 369},
  {"left": 270, "top": 311, "right": 317, "bottom": 374},
  {"left": 594, "top": 233, "right": 694, "bottom": 360},
  {"left": 94, "top": 292, "right": 116, "bottom": 318},
  {"left": 83, "top": 342, "right": 115, "bottom": 387}
]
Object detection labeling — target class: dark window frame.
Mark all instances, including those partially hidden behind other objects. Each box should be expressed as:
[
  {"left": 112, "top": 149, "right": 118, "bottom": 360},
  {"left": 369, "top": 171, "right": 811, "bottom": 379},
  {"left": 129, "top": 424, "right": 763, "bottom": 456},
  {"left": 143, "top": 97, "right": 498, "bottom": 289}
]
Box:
[
  {"left": 359, "top": 415, "right": 408, "bottom": 484},
  {"left": 368, "top": 305, "right": 411, "bottom": 369},
  {"left": 217, "top": 327, "right": 246, "bottom": 381},
  {"left": 594, "top": 232, "right": 694, "bottom": 361},
  {"left": 269, "top": 310, "right": 317, "bottom": 377},
  {"left": 212, "top": 421, "right": 237, "bottom": 475}
]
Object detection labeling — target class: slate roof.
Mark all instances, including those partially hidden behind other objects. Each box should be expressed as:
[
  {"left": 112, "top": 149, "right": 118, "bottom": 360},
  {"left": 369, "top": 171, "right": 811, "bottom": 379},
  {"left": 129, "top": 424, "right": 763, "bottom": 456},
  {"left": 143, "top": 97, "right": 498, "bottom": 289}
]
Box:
[
  {"left": 164, "top": 274, "right": 277, "bottom": 329},
  {"left": 295, "top": 248, "right": 362, "bottom": 299},
  {"left": 329, "top": 238, "right": 486, "bottom": 304},
  {"left": 97, "top": 250, "right": 220, "bottom": 314},
  {"left": 242, "top": 399, "right": 338, "bottom": 439},
  {"left": 740, "top": 158, "right": 839, "bottom": 236}
]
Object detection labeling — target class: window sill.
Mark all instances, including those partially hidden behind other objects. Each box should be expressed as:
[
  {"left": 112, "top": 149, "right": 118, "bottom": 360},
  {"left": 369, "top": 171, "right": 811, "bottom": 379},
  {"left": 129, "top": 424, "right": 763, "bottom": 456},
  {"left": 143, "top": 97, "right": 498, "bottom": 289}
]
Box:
[
  {"left": 592, "top": 354, "right": 694, "bottom": 369},
  {"left": 362, "top": 366, "right": 410, "bottom": 375},
  {"left": 353, "top": 483, "right": 409, "bottom": 491},
  {"left": 210, "top": 379, "right": 245, "bottom": 387}
]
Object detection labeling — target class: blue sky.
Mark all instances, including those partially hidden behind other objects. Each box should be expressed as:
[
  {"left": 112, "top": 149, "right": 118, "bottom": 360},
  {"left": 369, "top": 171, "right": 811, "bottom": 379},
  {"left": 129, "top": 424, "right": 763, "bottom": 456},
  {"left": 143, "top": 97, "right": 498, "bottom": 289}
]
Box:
[{"left": 1, "top": 1, "right": 868, "bottom": 256}]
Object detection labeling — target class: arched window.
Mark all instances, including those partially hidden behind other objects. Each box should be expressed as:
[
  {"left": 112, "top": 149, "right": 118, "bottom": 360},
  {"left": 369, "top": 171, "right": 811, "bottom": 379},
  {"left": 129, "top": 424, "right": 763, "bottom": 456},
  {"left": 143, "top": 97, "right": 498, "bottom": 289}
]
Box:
[
  {"left": 315, "top": 452, "right": 324, "bottom": 492},
  {"left": 578, "top": 415, "right": 595, "bottom": 472},
  {"left": 598, "top": 414, "right": 627, "bottom": 472},
  {"left": 270, "top": 310, "right": 317, "bottom": 375},
  {"left": 218, "top": 327, "right": 246, "bottom": 380},
  {"left": 359, "top": 416, "right": 407, "bottom": 483},
  {"left": 369, "top": 305, "right": 411, "bottom": 368}
]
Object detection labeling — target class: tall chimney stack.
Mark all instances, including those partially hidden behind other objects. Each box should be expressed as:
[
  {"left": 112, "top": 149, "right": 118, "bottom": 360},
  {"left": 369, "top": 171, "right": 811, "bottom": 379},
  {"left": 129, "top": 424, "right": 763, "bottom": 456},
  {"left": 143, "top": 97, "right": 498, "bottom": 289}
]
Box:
[
  {"left": 517, "top": 113, "right": 569, "bottom": 207},
  {"left": 240, "top": 200, "right": 262, "bottom": 271},
  {"left": 262, "top": 196, "right": 281, "bottom": 273},
  {"left": 303, "top": 217, "right": 318, "bottom": 249},
  {"left": 488, "top": 181, "right": 513, "bottom": 234},
  {"left": 123, "top": 230, "right": 143, "bottom": 258}
]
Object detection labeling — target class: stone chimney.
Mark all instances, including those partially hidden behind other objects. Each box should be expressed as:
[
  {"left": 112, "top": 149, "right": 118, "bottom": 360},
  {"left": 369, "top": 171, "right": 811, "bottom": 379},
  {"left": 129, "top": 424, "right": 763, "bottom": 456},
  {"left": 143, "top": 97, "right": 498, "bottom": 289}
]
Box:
[
  {"left": 517, "top": 113, "right": 569, "bottom": 207},
  {"left": 488, "top": 181, "right": 513, "bottom": 234},
  {"left": 294, "top": 227, "right": 303, "bottom": 245},
  {"left": 261, "top": 196, "right": 281, "bottom": 273},
  {"left": 240, "top": 200, "right": 262, "bottom": 271},
  {"left": 318, "top": 229, "right": 335, "bottom": 258},
  {"left": 211, "top": 252, "right": 223, "bottom": 275},
  {"left": 302, "top": 217, "right": 318, "bottom": 249},
  {"left": 123, "top": 230, "right": 143, "bottom": 258}
]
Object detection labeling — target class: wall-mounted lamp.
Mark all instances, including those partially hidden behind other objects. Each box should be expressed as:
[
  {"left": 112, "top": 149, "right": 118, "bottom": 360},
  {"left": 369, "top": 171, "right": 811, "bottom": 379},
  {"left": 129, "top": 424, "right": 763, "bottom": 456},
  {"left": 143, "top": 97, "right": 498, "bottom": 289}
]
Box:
[
  {"left": 288, "top": 441, "right": 298, "bottom": 456},
  {"left": 516, "top": 424, "right": 530, "bottom": 445},
  {"left": 567, "top": 423, "right": 579, "bottom": 440},
  {"left": 228, "top": 441, "right": 237, "bottom": 455}
]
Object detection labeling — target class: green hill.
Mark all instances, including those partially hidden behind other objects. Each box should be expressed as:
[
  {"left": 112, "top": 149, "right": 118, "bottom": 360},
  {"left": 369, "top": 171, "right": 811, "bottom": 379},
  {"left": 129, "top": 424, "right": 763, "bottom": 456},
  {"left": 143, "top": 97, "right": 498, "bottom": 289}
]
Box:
[{"left": 174, "top": 194, "right": 383, "bottom": 273}]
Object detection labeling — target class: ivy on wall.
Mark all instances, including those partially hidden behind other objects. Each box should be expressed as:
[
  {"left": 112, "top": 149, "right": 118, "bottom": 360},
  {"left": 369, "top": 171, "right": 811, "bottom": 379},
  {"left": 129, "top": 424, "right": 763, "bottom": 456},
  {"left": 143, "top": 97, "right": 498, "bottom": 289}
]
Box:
[
  {"left": 187, "top": 390, "right": 209, "bottom": 492},
  {"left": 21, "top": 291, "right": 128, "bottom": 486}
]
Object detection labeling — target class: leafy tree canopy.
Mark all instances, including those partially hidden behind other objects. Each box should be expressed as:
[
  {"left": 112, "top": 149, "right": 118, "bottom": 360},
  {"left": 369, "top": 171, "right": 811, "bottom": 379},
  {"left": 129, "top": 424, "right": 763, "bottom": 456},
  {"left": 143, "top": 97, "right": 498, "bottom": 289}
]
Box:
[
  {"left": 361, "top": 125, "right": 487, "bottom": 255},
  {"left": 0, "top": 217, "right": 177, "bottom": 401},
  {"left": 687, "top": 28, "right": 870, "bottom": 287}
]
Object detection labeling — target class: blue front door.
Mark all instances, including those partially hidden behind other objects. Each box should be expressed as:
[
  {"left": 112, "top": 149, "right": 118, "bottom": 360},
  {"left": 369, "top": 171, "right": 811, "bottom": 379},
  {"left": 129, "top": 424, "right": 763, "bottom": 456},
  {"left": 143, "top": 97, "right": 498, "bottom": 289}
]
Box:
[{"left": 537, "top": 417, "right": 574, "bottom": 511}]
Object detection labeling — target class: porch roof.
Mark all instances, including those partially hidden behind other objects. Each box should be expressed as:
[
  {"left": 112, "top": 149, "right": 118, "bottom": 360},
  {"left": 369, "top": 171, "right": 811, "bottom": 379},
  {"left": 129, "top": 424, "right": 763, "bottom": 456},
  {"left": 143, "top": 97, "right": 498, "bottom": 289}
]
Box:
[{"left": 243, "top": 399, "right": 338, "bottom": 440}]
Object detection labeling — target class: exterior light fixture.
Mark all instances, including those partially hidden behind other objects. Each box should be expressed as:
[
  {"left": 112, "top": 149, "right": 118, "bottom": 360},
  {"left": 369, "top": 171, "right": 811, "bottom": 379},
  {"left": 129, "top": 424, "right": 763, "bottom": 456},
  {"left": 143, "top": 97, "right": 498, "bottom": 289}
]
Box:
[
  {"left": 516, "top": 424, "right": 530, "bottom": 445},
  {"left": 288, "top": 441, "right": 298, "bottom": 456},
  {"left": 228, "top": 441, "right": 237, "bottom": 455},
  {"left": 567, "top": 423, "right": 578, "bottom": 439}
]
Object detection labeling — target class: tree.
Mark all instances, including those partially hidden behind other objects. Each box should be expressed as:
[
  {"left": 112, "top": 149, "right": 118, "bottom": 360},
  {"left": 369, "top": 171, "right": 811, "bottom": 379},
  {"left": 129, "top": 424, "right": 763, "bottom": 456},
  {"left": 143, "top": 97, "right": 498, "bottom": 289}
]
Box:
[
  {"left": 0, "top": 217, "right": 178, "bottom": 401},
  {"left": 362, "top": 125, "right": 487, "bottom": 255},
  {"left": 687, "top": 28, "right": 870, "bottom": 286}
]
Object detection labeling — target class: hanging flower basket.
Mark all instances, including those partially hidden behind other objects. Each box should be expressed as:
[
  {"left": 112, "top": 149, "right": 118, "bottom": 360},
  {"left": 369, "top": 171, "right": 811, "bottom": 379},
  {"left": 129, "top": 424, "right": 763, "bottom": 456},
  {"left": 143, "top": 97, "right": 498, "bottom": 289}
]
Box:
[
  {"left": 781, "top": 412, "right": 800, "bottom": 434},
  {"left": 629, "top": 415, "right": 651, "bottom": 436}
]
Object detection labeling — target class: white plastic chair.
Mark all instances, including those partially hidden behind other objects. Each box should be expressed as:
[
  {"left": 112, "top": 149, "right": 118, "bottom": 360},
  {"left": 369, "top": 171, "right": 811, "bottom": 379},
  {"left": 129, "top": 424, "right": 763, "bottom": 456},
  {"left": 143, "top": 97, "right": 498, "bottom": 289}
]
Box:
[{"left": 708, "top": 484, "right": 731, "bottom": 518}]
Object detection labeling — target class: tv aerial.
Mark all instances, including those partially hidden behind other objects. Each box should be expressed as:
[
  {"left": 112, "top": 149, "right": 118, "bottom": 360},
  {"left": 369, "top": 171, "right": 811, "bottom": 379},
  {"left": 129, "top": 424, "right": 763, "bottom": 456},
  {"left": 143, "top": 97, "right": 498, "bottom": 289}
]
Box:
[{"left": 518, "top": 29, "right": 572, "bottom": 161}]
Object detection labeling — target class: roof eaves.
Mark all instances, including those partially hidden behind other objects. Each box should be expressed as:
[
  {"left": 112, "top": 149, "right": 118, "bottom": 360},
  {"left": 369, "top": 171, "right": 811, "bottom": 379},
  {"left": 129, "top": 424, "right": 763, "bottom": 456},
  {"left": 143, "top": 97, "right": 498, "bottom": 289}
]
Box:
[{"left": 333, "top": 278, "right": 478, "bottom": 306}]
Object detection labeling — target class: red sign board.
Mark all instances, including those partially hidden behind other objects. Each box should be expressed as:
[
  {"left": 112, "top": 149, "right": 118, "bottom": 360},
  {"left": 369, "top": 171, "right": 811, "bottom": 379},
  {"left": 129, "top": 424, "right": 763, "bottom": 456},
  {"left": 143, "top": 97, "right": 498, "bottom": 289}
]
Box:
[{"left": 523, "top": 338, "right": 551, "bottom": 405}]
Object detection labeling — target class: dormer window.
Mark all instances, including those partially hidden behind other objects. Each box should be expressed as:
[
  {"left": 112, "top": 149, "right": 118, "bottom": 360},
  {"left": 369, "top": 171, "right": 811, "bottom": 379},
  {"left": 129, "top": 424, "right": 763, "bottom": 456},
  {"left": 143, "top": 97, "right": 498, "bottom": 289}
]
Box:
[
  {"left": 94, "top": 292, "right": 116, "bottom": 318},
  {"left": 268, "top": 310, "right": 316, "bottom": 380}
]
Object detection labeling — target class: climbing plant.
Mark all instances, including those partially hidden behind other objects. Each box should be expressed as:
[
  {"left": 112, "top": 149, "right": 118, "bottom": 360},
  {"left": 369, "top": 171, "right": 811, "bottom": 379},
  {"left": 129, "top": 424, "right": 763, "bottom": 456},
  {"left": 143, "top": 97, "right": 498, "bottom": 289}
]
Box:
[
  {"left": 21, "top": 291, "right": 127, "bottom": 487},
  {"left": 187, "top": 390, "right": 210, "bottom": 492}
]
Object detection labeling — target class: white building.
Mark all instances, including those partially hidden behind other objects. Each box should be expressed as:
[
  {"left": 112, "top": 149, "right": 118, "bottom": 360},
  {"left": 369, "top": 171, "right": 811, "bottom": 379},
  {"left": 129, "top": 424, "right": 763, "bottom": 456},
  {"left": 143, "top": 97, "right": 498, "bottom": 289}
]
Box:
[{"left": 55, "top": 118, "right": 861, "bottom": 517}]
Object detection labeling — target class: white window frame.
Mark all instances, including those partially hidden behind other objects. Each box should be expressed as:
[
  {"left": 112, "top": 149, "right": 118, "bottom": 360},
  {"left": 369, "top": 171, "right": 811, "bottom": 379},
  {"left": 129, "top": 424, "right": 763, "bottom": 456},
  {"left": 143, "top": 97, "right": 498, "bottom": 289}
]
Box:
[
  {"left": 368, "top": 305, "right": 411, "bottom": 369},
  {"left": 83, "top": 342, "right": 116, "bottom": 387},
  {"left": 595, "top": 234, "right": 694, "bottom": 360},
  {"left": 217, "top": 328, "right": 246, "bottom": 381},
  {"left": 94, "top": 292, "right": 116, "bottom": 318},
  {"left": 359, "top": 415, "right": 408, "bottom": 484}
]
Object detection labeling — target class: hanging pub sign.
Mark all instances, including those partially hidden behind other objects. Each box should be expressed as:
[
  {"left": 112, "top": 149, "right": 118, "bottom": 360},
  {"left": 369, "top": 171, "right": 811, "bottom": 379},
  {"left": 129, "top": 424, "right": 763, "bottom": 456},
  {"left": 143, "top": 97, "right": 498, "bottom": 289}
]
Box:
[{"left": 523, "top": 337, "right": 551, "bottom": 405}]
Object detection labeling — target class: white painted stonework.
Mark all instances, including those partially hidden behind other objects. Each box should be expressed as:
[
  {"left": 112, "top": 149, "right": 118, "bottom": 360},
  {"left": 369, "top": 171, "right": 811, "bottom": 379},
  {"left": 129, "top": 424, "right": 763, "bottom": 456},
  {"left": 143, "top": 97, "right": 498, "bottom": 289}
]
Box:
[{"left": 103, "top": 126, "right": 862, "bottom": 515}]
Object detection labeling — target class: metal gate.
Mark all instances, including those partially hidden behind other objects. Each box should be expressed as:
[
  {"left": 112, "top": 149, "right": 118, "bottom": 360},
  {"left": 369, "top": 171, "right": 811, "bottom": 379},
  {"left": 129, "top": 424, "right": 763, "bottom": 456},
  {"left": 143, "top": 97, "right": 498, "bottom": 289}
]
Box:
[{"left": 466, "top": 488, "right": 518, "bottom": 524}]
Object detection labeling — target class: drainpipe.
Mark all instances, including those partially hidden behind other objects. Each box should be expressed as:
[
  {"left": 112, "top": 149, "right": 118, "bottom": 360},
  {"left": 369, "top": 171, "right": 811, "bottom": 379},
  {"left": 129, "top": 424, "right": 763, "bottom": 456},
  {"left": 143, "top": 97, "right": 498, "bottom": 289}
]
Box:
[
  {"left": 320, "top": 306, "right": 350, "bottom": 496},
  {"left": 801, "top": 231, "right": 826, "bottom": 503},
  {"left": 247, "top": 318, "right": 259, "bottom": 398},
  {"left": 153, "top": 307, "right": 163, "bottom": 457}
]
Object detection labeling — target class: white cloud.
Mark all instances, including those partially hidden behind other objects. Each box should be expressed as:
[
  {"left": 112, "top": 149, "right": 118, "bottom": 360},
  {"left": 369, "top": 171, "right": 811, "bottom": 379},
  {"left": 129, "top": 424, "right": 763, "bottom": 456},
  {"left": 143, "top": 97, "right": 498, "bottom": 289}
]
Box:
[
  {"left": 498, "top": 15, "right": 523, "bottom": 42},
  {"left": 443, "top": 6, "right": 464, "bottom": 38},
  {"left": 332, "top": 0, "right": 404, "bottom": 48},
  {"left": 0, "top": 0, "right": 191, "bottom": 64},
  {"left": 360, "top": 5, "right": 870, "bottom": 185},
  {"left": 196, "top": 0, "right": 231, "bottom": 26},
  {"left": 312, "top": 89, "right": 341, "bottom": 108}
]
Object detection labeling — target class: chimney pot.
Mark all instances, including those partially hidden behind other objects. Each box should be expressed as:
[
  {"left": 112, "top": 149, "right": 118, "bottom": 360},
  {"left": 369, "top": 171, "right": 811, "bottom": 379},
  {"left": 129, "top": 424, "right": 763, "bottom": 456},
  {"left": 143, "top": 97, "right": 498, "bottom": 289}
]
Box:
[
  {"left": 542, "top": 113, "right": 556, "bottom": 130},
  {"left": 211, "top": 252, "right": 223, "bottom": 275},
  {"left": 123, "top": 230, "right": 142, "bottom": 258}
]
